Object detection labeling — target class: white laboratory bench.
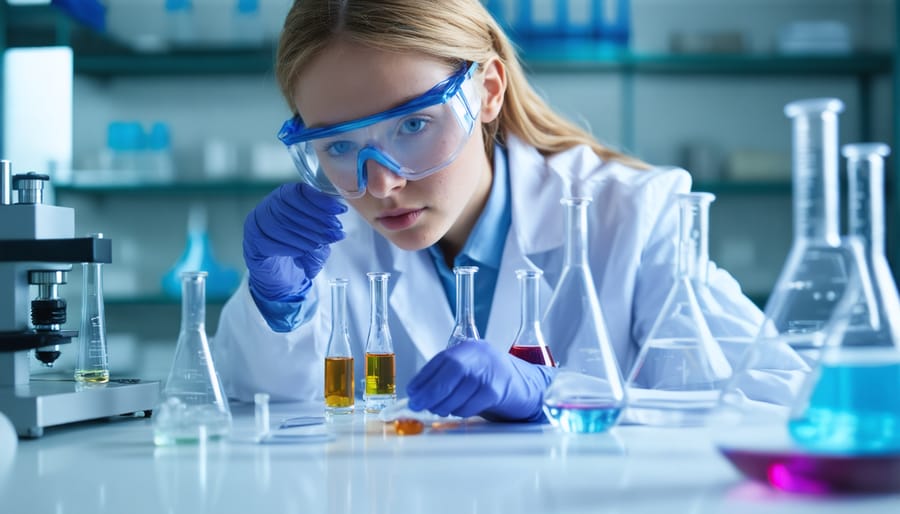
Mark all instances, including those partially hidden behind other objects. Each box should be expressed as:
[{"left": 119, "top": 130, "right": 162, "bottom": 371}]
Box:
[{"left": 1, "top": 402, "right": 898, "bottom": 514}]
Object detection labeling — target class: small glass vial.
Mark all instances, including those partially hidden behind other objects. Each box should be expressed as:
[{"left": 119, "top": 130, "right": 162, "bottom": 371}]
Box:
[
  {"left": 509, "top": 269, "right": 555, "bottom": 366},
  {"left": 153, "top": 271, "right": 232, "bottom": 445},
  {"left": 75, "top": 233, "right": 110, "bottom": 384},
  {"left": 364, "top": 272, "right": 396, "bottom": 413},
  {"left": 446, "top": 266, "right": 480, "bottom": 348},
  {"left": 324, "top": 278, "right": 355, "bottom": 414}
]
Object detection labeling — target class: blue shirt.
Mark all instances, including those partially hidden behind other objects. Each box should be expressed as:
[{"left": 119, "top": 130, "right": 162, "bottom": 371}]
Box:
[{"left": 426, "top": 147, "right": 511, "bottom": 336}]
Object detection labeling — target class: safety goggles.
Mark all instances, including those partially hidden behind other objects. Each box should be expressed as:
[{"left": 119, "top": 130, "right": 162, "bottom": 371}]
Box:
[{"left": 277, "top": 62, "right": 480, "bottom": 199}]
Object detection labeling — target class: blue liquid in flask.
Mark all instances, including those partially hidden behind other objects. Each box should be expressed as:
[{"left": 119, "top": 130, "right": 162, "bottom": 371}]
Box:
[
  {"left": 789, "top": 358, "right": 900, "bottom": 454},
  {"left": 543, "top": 403, "right": 622, "bottom": 433}
]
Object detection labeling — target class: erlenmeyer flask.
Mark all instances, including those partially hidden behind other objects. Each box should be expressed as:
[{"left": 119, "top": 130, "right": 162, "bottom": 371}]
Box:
[
  {"left": 324, "top": 278, "right": 354, "bottom": 415},
  {"left": 153, "top": 271, "right": 232, "bottom": 445},
  {"left": 446, "top": 266, "right": 480, "bottom": 348},
  {"left": 542, "top": 197, "right": 625, "bottom": 433},
  {"left": 364, "top": 272, "right": 396, "bottom": 413},
  {"left": 716, "top": 98, "right": 869, "bottom": 426},
  {"left": 625, "top": 192, "right": 732, "bottom": 426},
  {"left": 508, "top": 269, "right": 554, "bottom": 366},
  {"left": 713, "top": 99, "right": 884, "bottom": 493},
  {"left": 788, "top": 143, "right": 900, "bottom": 455}
]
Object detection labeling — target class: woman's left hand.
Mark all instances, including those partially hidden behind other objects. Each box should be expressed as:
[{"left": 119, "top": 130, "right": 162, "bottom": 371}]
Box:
[{"left": 406, "top": 339, "right": 556, "bottom": 422}]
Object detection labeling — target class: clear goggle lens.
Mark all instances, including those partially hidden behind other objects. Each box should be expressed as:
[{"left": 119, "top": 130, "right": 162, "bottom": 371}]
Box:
[{"left": 281, "top": 66, "right": 480, "bottom": 199}]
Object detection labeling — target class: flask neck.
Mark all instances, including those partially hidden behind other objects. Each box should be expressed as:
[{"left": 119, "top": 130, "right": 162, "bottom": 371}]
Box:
[
  {"left": 82, "top": 262, "right": 103, "bottom": 297},
  {"left": 454, "top": 270, "right": 477, "bottom": 327},
  {"left": 563, "top": 198, "right": 590, "bottom": 268},
  {"left": 330, "top": 282, "right": 349, "bottom": 334},
  {"left": 327, "top": 280, "right": 351, "bottom": 356},
  {"left": 791, "top": 111, "right": 841, "bottom": 245},
  {"left": 677, "top": 195, "right": 713, "bottom": 283},
  {"left": 180, "top": 273, "right": 206, "bottom": 330},
  {"left": 368, "top": 275, "right": 390, "bottom": 331},
  {"left": 848, "top": 155, "right": 886, "bottom": 258},
  {"left": 518, "top": 272, "right": 542, "bottom": 329}
]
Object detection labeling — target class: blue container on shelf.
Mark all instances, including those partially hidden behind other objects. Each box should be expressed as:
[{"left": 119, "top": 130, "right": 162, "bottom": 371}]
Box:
[{"left": 483, "top": 0, "right": 630, "bottom": 48}]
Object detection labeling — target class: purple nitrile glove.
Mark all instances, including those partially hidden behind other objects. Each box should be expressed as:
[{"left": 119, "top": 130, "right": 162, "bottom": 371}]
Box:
[
  {"left": 406, "top": 339, "right": 556, "bottom": 422},
  {"left": 243, "top": 183, "right": 347, "bottom": 330}
]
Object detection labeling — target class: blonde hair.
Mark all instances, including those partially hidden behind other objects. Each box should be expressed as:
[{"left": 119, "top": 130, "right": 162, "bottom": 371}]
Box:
[{"left": 276, "top": 0, "right": 647, "bottom": 168}]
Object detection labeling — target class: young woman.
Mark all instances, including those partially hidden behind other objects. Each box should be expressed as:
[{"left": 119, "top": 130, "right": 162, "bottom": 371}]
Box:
[{"left": 214, "top": 0, "right": 762, "bottom": 421}]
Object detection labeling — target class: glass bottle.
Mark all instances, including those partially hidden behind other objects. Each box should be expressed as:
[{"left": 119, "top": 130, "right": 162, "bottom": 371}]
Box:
[
  {"left": 74, "top": 233, "right": 110, "bottom": 384},
  {"left": 541, "top": 197, "right": 625, "bottom": 433},
  {"left": 508, "top": 269, "right": 554, "bottom": 366},
  {"left": 788, "top": 142, "right": 900, "bottom": 454},
  {"left": 153, "top": 271, "right": 232, "bottom": 445},
  {"left": 446, "top": 266, "right": 480, "bottom": 348},
  {"left": 625, "top": 192, "right": 732, "bottom": 426},
  {"left": 364, "top": 272, "right": 396, "bottom": 413},
  {"left": 714, "top": 99, "right": 878, "bottom": 492},
  {"left": 324, "top": 278, "right": 354, "bottom": 414}
]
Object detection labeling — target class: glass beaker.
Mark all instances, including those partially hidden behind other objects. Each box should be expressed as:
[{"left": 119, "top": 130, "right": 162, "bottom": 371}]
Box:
[
  {"left": 625, "top": 192, "right": 732, "bottom": 426},
  {"left": 364, "top": 272, "right": 396, "bottom": 413},
  {"left": 787, "top": 142, "right": 900, "bottom": 455},
  {"left": 446, "top": 266, "right": 480, "bottom": 348},
  {"left": 324, "top": 278, "right": 354, "bottom": 415},
  {"left": 542, "top": 197, "right": 625, "bottom": 433},
  {"left": 509, "top": 269, "right": 554, "bottom": 366},
  {"left": 153, "top": 271, "right": 232, "bottom": 445},
  {"left": 75, "top": 233, "right": 109, "bottom": 384}
]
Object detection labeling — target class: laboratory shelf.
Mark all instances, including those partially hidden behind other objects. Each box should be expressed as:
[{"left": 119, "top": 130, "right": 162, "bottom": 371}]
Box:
[
  {"left": 693, "top": 180, "right": 792, "bottom": 195},
  {"left": 4, "top": 4, "right": 891, "bottom": 78},
  {"left": 54, "top": 179, "right": 285, "bottom": 195},
  {"left": 71, "top": 48, "right": 894, "bottom": 78},
  {"left": 106, "top": 294, "right": 228, "bottom": 306},
  {"left": 523, "top": 47, "right": 892, "bottom": 75},
  {"left": 74, "top": 48, "right": 276, "bottom": 77}
]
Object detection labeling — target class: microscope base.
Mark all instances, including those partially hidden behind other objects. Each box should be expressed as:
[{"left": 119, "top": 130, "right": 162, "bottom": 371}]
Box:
[{"left": 0, "top": 378, "right": 160, "bottom": 438}]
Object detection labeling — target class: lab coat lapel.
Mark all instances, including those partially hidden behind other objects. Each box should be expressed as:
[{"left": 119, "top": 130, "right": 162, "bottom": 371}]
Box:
[
  {"left": 484, "top": 229, "right": 556, "bottom": 352},
  {"left": 483, "top": 136, "right": 566, "bottom": 348},
  {"left": 384, "top": 238, "right": 453, "bottom": 361}
]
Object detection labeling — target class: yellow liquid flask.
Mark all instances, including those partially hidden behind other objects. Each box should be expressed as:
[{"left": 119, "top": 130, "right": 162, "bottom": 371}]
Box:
[
  {"left": 324, "top": 278, "right": 354, "bottom": 414},
  {"left": 153, "top": 271, "right": 232, "bottom": 445},
  {"left": 364, "top": 272, "right": 395, "bottom": 413},
  {"left": 446, "top": 266, "right": 480, "bottom": 348},
  {"left": 625, "top": 192, "right": 732, "bottom": 426},
  {"left": 787, "top": 143, "right": 900, "bottom": 458},
  {"left": 713, "top": 99, "right": 892, "bottom": 493},
  {"left": 74, "top": 234, "right": 109, "bottom": 384},
  {"left": 542, "top": 197, "right": 625, "bottom": 433}
]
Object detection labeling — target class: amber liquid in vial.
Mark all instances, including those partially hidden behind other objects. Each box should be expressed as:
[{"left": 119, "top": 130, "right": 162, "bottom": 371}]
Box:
[
  {"left": 324, "top": 356, "right": 354, "bottom": 412},
  {"left": 365, "top": 352, "right": 396, "bottom": 412}
]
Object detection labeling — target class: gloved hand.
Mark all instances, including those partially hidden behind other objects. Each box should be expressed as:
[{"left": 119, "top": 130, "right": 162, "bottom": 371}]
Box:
[
  {"left": 243, "top": 183, "right": 347, "bottom": 328},
  {"left": 407, "top": 339, "right": 556, "bottom": 422}
]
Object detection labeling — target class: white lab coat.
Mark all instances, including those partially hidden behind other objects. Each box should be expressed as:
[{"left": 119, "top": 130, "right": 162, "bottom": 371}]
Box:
[{"left": 213, "top": 135, "right": 763, "bottom": 402}]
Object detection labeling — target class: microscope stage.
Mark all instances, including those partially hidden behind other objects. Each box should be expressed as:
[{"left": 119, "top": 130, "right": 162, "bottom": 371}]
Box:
[{"left": 0, "top": 377, "right": 160, "bottom": 438}]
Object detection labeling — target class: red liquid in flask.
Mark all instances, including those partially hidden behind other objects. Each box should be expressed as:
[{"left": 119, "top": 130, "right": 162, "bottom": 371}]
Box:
[{"left": 509, "top": 345, "right": 555, "bottom": 366}]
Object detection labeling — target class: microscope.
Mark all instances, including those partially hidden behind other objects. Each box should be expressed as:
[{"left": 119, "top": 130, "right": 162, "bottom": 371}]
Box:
[{"left": 0, "top": 160, "right": 159, "bottom": 437}]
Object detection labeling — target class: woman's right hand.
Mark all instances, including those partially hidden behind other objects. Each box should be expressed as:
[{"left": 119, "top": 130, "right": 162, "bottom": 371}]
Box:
[{"left": 243, "top": 183, "right": 347, "bottom": 325}]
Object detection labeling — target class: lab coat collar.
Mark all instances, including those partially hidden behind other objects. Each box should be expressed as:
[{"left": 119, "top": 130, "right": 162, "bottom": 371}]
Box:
[
  {"left": 507, "top": 134, "right": 567, "bottom": 255},
  {"left": 382, "top": 235, "right": 453, "bottom": 361}
]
